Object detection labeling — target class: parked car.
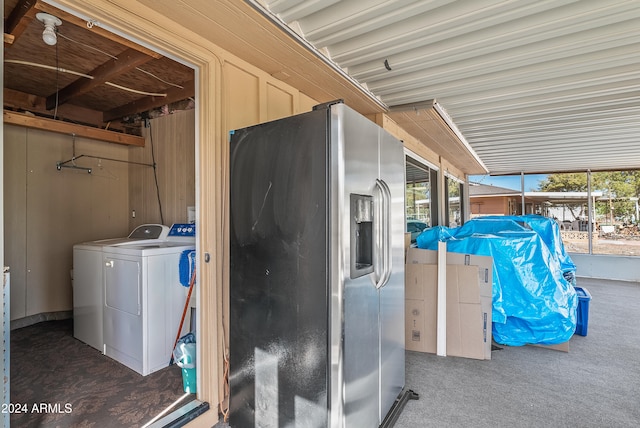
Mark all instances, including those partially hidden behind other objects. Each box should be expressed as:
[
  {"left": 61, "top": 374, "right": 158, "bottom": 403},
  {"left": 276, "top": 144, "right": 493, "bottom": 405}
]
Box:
[{"left": 407, "top": 220, "right": 428, "bottom": 243}]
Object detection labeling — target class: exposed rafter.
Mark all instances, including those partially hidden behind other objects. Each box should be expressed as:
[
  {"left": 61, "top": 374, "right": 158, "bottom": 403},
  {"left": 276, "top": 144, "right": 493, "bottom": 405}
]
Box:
[
  {"left": 104, "top": 80, "right": 195, "bottom": 122},
  {"left": 3, "top": 0, "right": 194, "bottom": 136},
  {"left": 5, "top": 87, "right": 104, "bottom": 127},
  {"left": 4, "top": 0, "right": 38, "bottom": 41},
  {"left": 45, "top": 48, "right": 155, "bottom": 110}
]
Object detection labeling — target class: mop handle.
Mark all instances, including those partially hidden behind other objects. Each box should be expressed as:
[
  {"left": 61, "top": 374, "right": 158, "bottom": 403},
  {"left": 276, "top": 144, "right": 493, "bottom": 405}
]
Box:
[{"left": 171, "top": 267, "right": 196, "bottom": 364}]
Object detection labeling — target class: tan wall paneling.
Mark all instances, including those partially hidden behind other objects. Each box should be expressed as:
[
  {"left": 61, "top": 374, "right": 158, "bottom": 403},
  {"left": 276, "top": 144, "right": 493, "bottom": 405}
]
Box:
[
  {"left": 128, "top": 109, "right": 196, "bottom": 229},
  {"left": 4, "top": 124, "right": 130, "bottom": 320},
  {"left": 4, "top": 125, "right": 27, "bottom": 320},
  {"left": 266, "top": 82, "right": 294, "bottom": 121},
  {"left": 300, "top": 92, "right": 319, "bottom": 112},
  {"left": 225, "top": 62, "right": 261, "bottom": 131},
  {"left": 225, "top": 59, "right": 311, "bottom": 130}
]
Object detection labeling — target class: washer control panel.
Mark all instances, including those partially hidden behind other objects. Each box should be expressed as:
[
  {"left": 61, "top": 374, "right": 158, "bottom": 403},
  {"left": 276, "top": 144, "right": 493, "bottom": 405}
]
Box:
[{"left": 168, "top": 223, "right": 196, "bottom": 237}]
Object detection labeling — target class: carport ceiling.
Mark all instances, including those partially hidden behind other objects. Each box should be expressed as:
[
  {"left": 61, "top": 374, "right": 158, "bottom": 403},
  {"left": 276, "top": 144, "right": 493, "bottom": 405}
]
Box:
[{"left": 252, "top": 0, "right": 640, "bottom": 176}]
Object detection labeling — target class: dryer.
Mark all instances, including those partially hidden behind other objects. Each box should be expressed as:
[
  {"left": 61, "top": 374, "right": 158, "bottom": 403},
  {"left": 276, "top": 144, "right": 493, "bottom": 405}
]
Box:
[
  {"left": 73, "top": 224, "right": 170, "bottom": 351},
  {"left": 102, "top": 223, "right": 196, "bottom": 376}
]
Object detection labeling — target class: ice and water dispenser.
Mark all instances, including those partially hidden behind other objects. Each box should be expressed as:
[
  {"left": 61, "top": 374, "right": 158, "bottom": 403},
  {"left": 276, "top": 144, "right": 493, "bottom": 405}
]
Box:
[{"left": 350, "top": 193, "right": 374, "bottom": 278}]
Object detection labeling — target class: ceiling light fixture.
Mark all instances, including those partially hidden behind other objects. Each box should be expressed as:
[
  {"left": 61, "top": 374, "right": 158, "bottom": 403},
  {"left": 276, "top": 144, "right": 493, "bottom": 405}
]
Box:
[{"left": 36, "top": 13, "right": 62, "bottom": 46}]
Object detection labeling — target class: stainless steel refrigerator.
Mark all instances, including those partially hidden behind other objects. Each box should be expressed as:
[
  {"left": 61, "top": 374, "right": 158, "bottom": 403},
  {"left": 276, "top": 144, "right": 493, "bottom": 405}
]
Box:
[{"left": 229, "top": 101, "right": 406, "bottom": 428}]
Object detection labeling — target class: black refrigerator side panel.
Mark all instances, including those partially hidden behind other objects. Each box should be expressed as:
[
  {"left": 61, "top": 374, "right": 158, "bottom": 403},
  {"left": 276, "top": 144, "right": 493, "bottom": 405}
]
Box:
[{"left": 229, "top": 109, "right": 330, "bottom": 428}]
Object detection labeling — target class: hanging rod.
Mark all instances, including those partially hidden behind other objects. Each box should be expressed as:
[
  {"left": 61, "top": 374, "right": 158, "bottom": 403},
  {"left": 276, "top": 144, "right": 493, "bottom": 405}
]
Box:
[
  {"left": 56, "top": 154, "right": 155, "bottom": 173},
  {"left": 56, "top": 133, "right": 92, "bottom": 173},
  {"left": 56, "top": 159, "right": 92, "bottom": 174},
  {"left": 56, "top": 133, "right": 155, "bottom": 174}
]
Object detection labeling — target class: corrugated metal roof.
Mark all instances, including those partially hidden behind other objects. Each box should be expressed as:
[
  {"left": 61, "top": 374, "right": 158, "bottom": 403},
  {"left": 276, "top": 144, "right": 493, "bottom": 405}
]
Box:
[{"left": 254, "top": 0, "right": 640, "bottom": 175}]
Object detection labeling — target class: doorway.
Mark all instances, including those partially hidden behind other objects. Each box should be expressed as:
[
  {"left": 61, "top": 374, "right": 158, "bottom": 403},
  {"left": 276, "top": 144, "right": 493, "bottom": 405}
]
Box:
[{"left": 3, "top": 2, "right": 201, "bottom": 425}]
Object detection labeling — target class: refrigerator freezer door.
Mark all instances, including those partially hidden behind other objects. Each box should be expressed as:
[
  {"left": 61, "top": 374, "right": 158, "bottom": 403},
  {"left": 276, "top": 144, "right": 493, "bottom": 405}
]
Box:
[{"left": 229, "top": 109, "right": 331, "bottom": 428}]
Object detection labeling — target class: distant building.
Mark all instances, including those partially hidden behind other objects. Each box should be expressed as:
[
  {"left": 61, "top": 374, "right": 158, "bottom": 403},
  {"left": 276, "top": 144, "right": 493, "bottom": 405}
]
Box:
[
  {"left": 469, "top": 183, "right": 602, "bottom": 225},
  {"left": 469, "top": 183, "right": 536, "bottom": 216}
]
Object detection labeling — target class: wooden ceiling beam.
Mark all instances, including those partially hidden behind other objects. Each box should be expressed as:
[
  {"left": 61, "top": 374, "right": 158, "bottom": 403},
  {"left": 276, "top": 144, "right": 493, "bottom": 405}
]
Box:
[
  {"left": 4, "top": 110, "right": 145, "bottom": 147},
  {"left": 5, "top": 88, "right": 104, "bottom": 127},
  {"left": 104, "top": 80, "right": 195, "bottom": 122},
  {"left": 4, "top": 0, "right": 39, "bottom": 43},
  {"left": 45, "top": 48, "right": 154, "bottom": 110}
]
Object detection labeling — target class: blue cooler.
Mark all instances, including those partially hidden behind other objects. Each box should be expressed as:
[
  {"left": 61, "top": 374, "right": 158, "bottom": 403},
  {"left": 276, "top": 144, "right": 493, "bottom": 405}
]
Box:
[{"left": 574, "top": 286, "right": 591, "bottom": 336}]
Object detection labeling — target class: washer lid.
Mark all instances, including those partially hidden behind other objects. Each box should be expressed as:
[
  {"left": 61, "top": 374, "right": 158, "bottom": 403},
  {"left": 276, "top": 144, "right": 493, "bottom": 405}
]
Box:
[{"left": 128, "top": 224, "right": 170, "bottom": 240}]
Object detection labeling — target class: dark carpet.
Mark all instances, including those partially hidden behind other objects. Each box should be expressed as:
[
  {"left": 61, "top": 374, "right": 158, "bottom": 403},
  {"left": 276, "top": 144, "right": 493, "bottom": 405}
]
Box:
[{"left": 10, "top": 319, "right": 194, "bottom": 428}]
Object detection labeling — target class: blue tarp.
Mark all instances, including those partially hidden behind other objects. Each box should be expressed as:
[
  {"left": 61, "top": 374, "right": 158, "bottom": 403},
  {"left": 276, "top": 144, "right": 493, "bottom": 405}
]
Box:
[
  {"left": 481, "top": 215, "right": 577, "bottom": 278},
  {"left": 416, "top": 215, "right": 577, "bottom": 346}
]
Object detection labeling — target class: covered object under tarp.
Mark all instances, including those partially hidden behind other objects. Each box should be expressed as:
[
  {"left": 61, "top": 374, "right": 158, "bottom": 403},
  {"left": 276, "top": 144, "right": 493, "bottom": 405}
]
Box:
[{"left": 416, "top": 215, "right": 578, "bottom": 346}]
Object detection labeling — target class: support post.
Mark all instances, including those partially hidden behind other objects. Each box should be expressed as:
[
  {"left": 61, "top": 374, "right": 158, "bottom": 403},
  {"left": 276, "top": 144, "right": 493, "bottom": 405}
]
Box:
[
  {"left": 587, "top": 170, "right": 593, "bottom": 254},
  {"left": 521, "top": 172, "right": 525, "bottom": 215},
  {"left": 436, "top": 241, "right": 447, "bottom": 356}
]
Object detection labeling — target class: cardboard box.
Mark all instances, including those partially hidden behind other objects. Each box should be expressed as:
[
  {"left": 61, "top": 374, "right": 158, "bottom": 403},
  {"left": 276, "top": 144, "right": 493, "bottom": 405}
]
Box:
[
  {"left": 405, "top": 248, "right": 493, "bottom": 360},
  {"left": 446, "top": 254, "right": 493, "bottom": 360},
  {"left": 405, "top": 264, "right": 437, "bottom": 353},
  {"left": 405, "top": 299, "right": 427, "bottom": 352},
  {"left": 446, "top": 265, "right": 486, "bottom": 360}
]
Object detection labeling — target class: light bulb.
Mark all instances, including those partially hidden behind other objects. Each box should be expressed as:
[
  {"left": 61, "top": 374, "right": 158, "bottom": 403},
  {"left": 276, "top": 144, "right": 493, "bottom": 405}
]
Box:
[
  {"left": 42, "top": 25, "right": 57, "bottom": 45},
  {"left": 36, "top": 13, "right": 62, "bottom": 46}
]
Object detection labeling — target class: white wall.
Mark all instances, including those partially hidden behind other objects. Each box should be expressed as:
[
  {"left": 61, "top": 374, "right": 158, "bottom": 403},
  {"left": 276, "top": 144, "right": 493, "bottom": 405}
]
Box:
[{"left": 571, "top": 253, "right": 640, "bottom": 283}]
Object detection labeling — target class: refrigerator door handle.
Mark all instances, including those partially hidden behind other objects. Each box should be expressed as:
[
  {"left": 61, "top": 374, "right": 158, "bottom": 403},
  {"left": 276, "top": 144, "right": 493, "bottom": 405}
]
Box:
[{"left": 375, "top": 178, "right": 392, "bottom": 289}]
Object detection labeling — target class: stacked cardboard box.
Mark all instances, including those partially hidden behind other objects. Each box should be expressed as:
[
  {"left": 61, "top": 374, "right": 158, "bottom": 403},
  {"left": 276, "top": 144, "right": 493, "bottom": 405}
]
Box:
[
  {"left": 405, "top": 248, "right": 493, "bottom": 360},
  {"left": 405, "top": 263, "right": 438, "bottom": 353}
]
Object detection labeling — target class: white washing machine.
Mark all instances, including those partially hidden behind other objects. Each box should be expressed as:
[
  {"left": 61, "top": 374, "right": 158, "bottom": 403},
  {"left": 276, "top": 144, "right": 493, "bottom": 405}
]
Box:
[
  {"left": 73, "top": 224, "right": 171, "bottom": 351},
  {"left": 102, "top": 223, "right": 196, "bottom": 376}
]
